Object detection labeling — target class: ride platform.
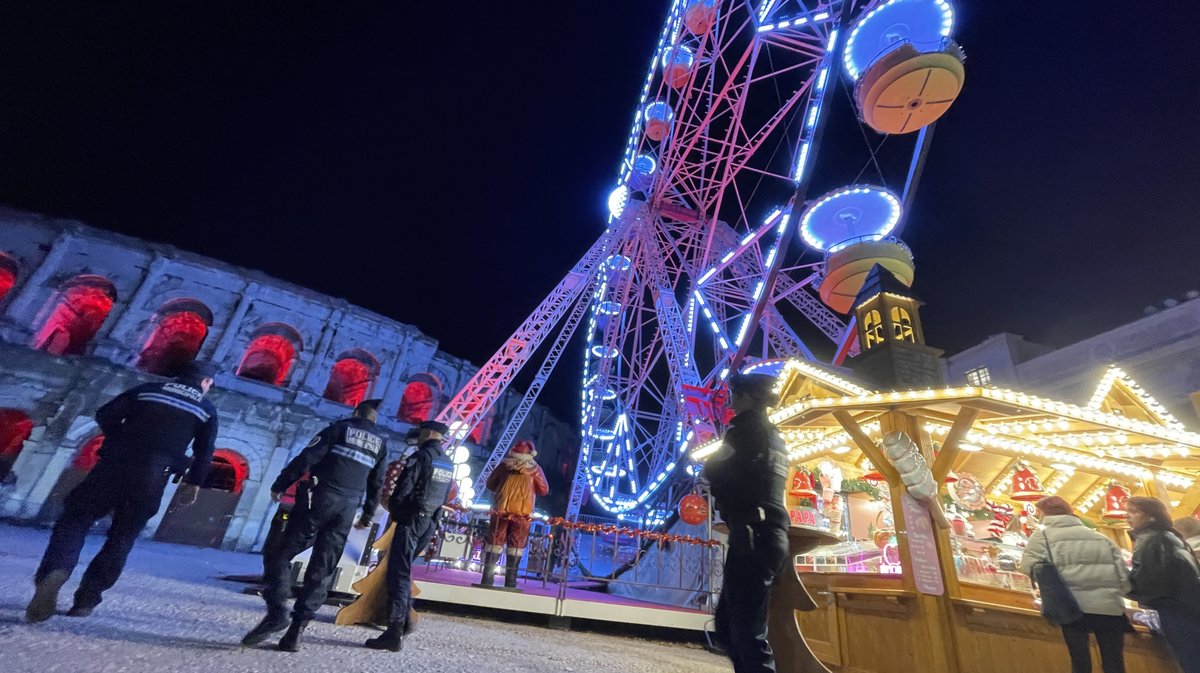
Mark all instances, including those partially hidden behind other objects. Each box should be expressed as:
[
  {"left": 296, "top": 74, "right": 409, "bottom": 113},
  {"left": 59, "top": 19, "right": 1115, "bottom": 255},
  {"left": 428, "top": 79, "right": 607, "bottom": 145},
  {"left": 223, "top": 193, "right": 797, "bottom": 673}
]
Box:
[{"left": 410, "top": 565, "right": 711, "bottom": 632}]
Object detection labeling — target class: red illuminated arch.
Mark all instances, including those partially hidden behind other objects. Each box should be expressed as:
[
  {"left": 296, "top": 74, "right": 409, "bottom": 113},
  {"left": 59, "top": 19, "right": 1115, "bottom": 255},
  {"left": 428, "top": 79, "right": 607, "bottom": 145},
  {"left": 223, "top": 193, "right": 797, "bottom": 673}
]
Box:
[
  {"left": 0, "top": 409, "right": 34, "bottom": 464},
  {"left": 205, "top": 449, "right": 250, "bottom": 494},
  {"left": 137, "top": 299, "right": 214, "bottom": 377},
  {"left": 72, "top": 435, "right": 105, "bottom": 471},
  {"left": 323, "top": 349, "right": 379, "bottom": 407},
  {"left": 32, "top": 275, "right": 117, "bottom": 356},
  {"left": 398, "top": 381, "right": 435, "bottom": 423},
  {"left": 0, "top": 254, "right": 17, "bottom": 303},
  {"left": 237, "top": 323, "right": 303, "bottom": 386}
]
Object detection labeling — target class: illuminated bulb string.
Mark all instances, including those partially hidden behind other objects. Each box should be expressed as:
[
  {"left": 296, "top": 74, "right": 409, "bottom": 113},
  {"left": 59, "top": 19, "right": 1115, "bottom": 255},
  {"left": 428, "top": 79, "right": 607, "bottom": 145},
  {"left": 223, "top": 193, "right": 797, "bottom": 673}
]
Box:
[{"left": 616, "top": 0, "right": 688, "bottom": 184}]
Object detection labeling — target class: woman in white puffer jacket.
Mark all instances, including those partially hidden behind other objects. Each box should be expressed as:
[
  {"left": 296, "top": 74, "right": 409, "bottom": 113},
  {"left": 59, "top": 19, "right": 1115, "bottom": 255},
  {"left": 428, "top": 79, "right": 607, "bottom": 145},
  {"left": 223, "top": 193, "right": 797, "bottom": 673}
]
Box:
[{"left": 1020, "top": 496, "right": 1131, "bottom": 673}]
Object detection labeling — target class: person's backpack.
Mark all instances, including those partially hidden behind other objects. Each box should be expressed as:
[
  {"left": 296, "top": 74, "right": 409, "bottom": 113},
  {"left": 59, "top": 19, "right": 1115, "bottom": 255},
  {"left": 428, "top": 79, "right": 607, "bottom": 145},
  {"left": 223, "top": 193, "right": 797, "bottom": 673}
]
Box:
[{"left": 1030, "top": 530, "right": 1083, "bottom": 625}]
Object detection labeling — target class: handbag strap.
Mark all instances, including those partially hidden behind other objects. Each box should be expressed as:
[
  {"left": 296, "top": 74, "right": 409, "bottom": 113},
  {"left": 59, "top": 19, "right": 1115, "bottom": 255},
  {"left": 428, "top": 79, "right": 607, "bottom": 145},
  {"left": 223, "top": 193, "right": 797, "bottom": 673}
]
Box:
[{"left": 1041, "top": 528, "right": 1058, "bottom": 567}]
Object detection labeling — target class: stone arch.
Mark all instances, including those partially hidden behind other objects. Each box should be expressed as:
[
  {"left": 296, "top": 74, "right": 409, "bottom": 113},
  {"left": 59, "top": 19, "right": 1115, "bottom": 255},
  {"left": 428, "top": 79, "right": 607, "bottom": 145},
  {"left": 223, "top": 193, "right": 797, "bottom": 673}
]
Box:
[
  {"left": 137, "top": 298, "right": 215, "bottom": 377},
  {"left": 0, "top": 253, "right": 18, "bottom": 303},
  {"left": 31, "top": 275, "right": 118, "bottom": 356},
  {"left": 0, "top": 409, "right": 34, "bottom": 481},
  {"left": 397, "top": 375, "right": 440, "bottom": 424},
  {"left": 323, "top": 348, "right": 380, "bottom": 407},
  {"left": 155, "top": 447, "right": 250, "bottom": 548},
  {"left": 71, "top": 434, "right": 105, "bottom": 471},
  {"left": 39, "top": 421, "right": 102, "bottom": 523},
  {"left": 205, "top": 448, "right": 250, "bottom": 494},
  {"left": 237, "top": 323, "right": 304, "bottom": 386}
]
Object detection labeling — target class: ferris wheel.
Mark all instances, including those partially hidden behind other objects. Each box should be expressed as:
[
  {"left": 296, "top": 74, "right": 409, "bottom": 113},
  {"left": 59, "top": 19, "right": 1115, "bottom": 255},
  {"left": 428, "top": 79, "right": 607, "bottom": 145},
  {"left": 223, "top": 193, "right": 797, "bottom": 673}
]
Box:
[{"left": 437, "top": 0, "right": 967, "bottom": 522}]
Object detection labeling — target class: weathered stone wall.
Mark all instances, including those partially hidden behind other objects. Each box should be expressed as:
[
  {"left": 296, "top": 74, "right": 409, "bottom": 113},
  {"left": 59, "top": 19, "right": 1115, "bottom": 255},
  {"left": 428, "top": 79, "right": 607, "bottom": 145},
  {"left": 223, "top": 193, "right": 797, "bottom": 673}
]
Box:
[{"left": 0, "top": 208, "right": 577, "bottom": 551}]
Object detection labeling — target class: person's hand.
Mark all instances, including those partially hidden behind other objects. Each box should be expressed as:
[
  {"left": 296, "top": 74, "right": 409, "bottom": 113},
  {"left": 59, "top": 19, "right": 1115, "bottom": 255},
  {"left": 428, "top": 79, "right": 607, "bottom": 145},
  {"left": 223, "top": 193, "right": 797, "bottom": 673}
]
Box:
[
  {"left": 270, "top": 491, "right": 282, "bottom": 503},
  {"left": 354, "top": 516, "right": 372, "bottom": 530},
  {"left": 177, "top": 484, "right": 200, "bottom": 506}
]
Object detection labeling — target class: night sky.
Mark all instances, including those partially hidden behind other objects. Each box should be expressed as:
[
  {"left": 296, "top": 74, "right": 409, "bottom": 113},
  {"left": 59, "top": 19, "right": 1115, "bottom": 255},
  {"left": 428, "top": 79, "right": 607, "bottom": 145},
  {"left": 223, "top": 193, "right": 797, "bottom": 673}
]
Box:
[{"left": 1, "top": 3, "right": 1198, "bottom": 404}]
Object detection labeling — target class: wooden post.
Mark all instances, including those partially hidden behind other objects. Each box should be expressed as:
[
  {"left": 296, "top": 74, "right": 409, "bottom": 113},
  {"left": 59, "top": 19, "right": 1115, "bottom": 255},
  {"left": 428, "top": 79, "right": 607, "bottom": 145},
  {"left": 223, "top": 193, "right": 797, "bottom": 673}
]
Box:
[
  {"left": 931, "top": 407, "right": 977, "bottom": 482},
  {"left": 1173, "top": 480, "right": 1200, "bottom": 518},
  {"left": 833, "top": 410, "right": 898, "bottom": 483}
]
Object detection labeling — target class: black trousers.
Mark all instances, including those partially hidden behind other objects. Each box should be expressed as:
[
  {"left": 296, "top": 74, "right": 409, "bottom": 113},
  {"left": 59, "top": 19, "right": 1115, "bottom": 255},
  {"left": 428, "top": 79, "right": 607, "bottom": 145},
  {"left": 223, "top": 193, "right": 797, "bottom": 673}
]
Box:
[
  {"left": 714, "top": 520, "right": 789, "bottom": 673},
  {"left": 35, "top": 465, "right": 169, "bottom": 608},
  {"left": 261, "top": 490, "right": 358, "bottom": 622},
  {"left": 385, "top": 514, "right": 436, "bottom": 625},
  {"left": 1061, "top": 616, "right": 1126, "bottom": 673},
  {"left": 1157, "top": 604, "right": 1200, "bottom": 673}
]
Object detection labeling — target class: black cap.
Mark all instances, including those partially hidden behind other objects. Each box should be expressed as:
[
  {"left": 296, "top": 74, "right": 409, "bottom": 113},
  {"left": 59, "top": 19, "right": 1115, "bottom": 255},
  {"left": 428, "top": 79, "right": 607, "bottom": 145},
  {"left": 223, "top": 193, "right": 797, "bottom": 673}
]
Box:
[
  {"left": 420, "top": 420, "right": 450, "bottom": 435},
  {"left": 405, "top": 427, "right": 421, "bottom": 441},
  {"left": 178, "top": 361, "right": 218, "bottom": 382},
  {"left": 729, "top": 372, "right": 780, "bottom": 406},
  {"left": 355, "top": 399, "right": 383, "bottom": 415}
]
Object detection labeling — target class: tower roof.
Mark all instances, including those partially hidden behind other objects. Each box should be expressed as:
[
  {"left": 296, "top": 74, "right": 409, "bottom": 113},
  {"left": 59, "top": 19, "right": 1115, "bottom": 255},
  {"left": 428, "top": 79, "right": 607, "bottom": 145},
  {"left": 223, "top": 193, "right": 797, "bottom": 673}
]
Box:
[{"left": 853, "top": 263, "right": 920, "bottom": 310}]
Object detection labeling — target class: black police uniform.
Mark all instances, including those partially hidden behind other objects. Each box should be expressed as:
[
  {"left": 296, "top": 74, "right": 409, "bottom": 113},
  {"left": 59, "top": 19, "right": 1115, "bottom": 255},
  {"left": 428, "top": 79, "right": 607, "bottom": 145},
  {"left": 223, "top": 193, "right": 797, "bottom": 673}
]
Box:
[
  {"left": 384, "top": 437, "right": 454, "bottom": 627},
  {"left": 703, "top": 407, "right": 790, "bottom": 673},
  {"left": 35, "top": 377, "right": 218, "bottom": 610},
  {"left": 262, "top": 415, "right": 387, "bottom": 624}
]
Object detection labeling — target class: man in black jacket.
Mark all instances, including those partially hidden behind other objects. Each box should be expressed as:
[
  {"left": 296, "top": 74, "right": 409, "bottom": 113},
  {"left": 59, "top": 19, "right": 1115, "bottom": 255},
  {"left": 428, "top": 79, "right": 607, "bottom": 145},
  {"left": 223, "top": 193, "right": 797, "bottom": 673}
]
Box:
[
  {"left": 26, "top": 361, "right": 220, "bottom": 623},
  {"left": 702, "top": 372, "right": 789, "bottom": 673},
  {"left": 243, "top": 398, "right": 388, "bottom": 652},
  {"left": 365, "top": 419, "right": 454, "bottom": 652}
]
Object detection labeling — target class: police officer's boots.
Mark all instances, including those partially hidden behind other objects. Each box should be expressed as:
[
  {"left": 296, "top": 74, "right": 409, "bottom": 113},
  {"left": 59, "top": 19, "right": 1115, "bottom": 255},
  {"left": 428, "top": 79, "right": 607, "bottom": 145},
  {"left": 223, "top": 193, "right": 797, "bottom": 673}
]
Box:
[
  {"left": 364, "top": 621, "right": 404, "bottom": 652},
  {"left": 242, "top": 609, "right": 290, "bottom": 646},
  {"left": 277, "top": 619, "right": 309, "bottom": 652},
  {"left": 480, "top": 551, "right": 498, "bottom": 586},
  {"left": 503, "top": 554, "right": 520, "bottom": 588}
]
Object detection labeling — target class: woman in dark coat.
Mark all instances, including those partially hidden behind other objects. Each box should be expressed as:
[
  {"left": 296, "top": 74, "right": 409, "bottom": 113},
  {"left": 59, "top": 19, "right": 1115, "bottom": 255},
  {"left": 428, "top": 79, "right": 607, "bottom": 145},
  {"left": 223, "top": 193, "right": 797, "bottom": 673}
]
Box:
[{"left": 1125, "top": 497, "right": 1200, "bottom": 673}]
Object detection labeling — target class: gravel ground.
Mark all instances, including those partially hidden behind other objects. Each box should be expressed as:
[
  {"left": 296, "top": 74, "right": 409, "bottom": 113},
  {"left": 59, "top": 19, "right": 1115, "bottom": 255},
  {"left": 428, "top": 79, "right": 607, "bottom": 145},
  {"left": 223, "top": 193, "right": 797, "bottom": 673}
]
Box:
[{"left": 0, "top": 523, "right": 728, "bottom": 673}]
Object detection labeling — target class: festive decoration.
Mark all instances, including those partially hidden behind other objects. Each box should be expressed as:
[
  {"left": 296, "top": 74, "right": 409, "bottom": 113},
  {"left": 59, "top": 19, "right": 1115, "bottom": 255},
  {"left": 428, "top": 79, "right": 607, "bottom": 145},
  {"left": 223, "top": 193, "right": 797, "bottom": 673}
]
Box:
[
  {"left": 950, "top": 513, "right": 970, "bottom": 537},
  {"left": 545, "top": 517, "right": 721, "bottom": 547},
  {"left": 678, "top": 494, "right": 709, "bottom": 525},
  {"left": 1104, "top": 482, "right": 1130, "bottom": 520},
  {"left": 1009, "top": 463, "right": 1045, "bottom": 502},
  {"left": 882, "top": 432, "right": 937, "bottom": 502},
  {"left": 862, "top": 470, "right": 885, "bottom": 484},
  {"left": 841, "top": 478, "right": 883, "bottom": 501},
  {"left": 789, "top": 468, "right": 819, "bottom": 499},
  {"left": 948, "top": 472, "right": 987, "bottom": 510},
  {"left": 480, "top": 440, "right": 549, "bottom": 587},
  {"left": 986, "top": 502, "right": 1015, "bottom": 539}
]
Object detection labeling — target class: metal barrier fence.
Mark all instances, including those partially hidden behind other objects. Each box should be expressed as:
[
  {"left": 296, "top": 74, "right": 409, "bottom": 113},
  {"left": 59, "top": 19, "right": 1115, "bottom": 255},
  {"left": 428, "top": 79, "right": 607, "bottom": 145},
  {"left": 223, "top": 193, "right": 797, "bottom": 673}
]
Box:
[{"left": 415, "top": 510, "right": 724, "bottom": 614}]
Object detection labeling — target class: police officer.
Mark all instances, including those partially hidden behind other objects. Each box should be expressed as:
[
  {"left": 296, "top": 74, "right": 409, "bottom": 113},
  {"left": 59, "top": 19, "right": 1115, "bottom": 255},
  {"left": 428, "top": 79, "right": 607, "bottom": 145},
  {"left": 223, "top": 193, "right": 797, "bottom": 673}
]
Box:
[
  {"left": 365, "top": 419, "right": 454, "bottom": 652},
  {"left": 242, "top": 399, "right": 388, "bottom": 651},
  {"left": 26, "top": 361, "right": 220, "bottom": 622},
  {"left": 702, "top": 372, "right": 789, "bottom": 673}
]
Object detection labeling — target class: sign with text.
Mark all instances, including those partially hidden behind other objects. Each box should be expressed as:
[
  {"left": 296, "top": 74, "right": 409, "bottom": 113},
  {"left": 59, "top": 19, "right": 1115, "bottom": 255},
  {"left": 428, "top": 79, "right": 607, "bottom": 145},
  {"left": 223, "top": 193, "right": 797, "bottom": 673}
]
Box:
[{"left": 900, "top": 493, "right": 945, "bottom": 596}]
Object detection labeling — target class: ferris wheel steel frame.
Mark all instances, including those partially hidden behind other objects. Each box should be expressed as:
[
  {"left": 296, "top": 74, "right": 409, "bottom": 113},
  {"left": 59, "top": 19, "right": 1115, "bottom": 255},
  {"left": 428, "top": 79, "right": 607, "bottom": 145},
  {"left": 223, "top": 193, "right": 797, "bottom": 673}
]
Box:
[{"left": 437, "top": 0, "right": 940, "bottom": 522}]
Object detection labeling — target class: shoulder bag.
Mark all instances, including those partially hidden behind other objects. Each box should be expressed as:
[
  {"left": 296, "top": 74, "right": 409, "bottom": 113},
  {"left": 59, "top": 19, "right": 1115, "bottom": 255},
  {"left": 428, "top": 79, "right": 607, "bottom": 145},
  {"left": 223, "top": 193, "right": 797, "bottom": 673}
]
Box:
[{"left": 1030, "top": 530, "right": 1084, "bottom": 625}]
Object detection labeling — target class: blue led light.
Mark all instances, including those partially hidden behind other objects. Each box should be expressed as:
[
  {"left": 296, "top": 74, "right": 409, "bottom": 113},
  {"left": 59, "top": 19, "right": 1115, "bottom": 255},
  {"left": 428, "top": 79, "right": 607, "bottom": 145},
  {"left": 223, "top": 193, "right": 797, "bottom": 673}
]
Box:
[
  {"left": 597, "top": 300, "right": 622, "bottom": 315},
  {"left": 607, "top": 184, "right": 630, "bottom": 219},
  {"left": 799, "top": 185, "right": 902, "bottom": 252},
  {"left": 629, "top": 154, "right": 658, "bottom": 192},
  {"left": 756, "top": 10, "right": 832, "bottom": 33},
  {"left": 844, "top": 0, "right": 954, "bottom": 81}
]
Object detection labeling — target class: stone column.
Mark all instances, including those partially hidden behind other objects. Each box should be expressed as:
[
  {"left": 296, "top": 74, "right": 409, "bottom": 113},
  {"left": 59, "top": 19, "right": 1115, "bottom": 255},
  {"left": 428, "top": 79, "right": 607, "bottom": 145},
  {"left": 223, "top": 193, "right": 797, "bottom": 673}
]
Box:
[
  {"left": 300, "top": 308, "right": 343, "bottom": 394},
  {"left": 3, "top": 231, "right": 76, "bottom": 331},
  {"left": 375, "top": 330, "right": 410, "bottom": 406},
  {"left": 93, "top": 255, "right": 171, "bottom": 363},
  {"left": 209, "top": 282, "right": 260, "bottom": 366}
]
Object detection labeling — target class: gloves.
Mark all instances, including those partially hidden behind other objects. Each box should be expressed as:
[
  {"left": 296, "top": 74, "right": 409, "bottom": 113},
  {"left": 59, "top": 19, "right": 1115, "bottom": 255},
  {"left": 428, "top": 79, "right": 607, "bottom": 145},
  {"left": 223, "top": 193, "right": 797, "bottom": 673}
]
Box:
[{"left": 355, "top": 514, "right": 373, "bottom": 530}]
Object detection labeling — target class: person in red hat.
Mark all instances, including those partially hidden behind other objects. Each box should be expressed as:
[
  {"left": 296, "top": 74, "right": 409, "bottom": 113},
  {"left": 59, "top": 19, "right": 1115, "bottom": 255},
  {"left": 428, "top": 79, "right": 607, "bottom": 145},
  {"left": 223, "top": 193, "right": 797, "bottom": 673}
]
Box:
[{"left": 479, "top": 439, "right": 548, "bottom": 589}]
